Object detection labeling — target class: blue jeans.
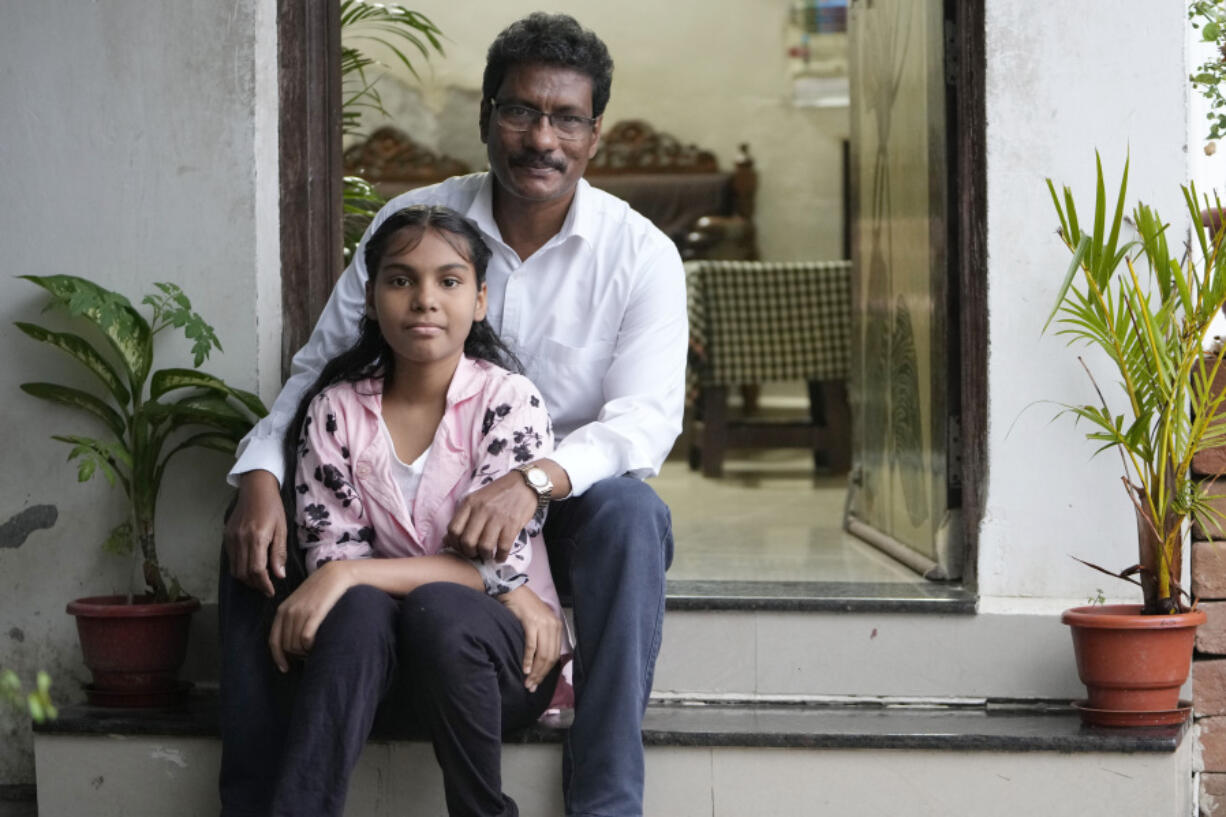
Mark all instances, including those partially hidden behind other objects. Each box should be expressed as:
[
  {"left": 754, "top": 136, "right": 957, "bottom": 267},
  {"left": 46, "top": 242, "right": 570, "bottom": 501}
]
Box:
[{"left": 544, "top": 477, "right": 674, "bottom": 817}]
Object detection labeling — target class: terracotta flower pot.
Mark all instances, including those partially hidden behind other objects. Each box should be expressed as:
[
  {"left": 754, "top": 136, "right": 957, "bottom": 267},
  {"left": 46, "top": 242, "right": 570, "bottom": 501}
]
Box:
[
  {"left": 66, "top": 594, "right": 200, "bottom": 708},
  {"left": 1062, "top": 604, "right": 1205, "bottom": 727}
]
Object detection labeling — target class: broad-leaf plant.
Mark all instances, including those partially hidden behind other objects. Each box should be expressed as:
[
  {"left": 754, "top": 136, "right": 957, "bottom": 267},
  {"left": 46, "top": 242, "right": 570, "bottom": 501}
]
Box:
[
  {"left": 1046, "top": 154, "right": 1226, "bottom": 614},
  {"left": 16, "top": 276, "right": 266, "bottom": 602}
]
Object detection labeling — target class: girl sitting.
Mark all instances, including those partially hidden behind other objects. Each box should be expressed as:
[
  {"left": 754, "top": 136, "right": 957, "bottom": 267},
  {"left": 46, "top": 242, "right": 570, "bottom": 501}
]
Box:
[{"left": 267, "top": 204, "right": 568, "bottom": 817}]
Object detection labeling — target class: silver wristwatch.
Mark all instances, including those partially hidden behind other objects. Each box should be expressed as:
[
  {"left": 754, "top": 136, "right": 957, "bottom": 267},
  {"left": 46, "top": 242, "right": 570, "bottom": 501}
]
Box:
[{"left": 515, "top": 463, "right": 554, "bottom": 512}]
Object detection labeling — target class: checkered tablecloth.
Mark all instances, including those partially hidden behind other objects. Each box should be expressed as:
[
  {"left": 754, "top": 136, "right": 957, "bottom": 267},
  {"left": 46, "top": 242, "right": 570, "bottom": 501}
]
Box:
[{"left": 686, "top": 259, "right": 852, "bottom": 388}]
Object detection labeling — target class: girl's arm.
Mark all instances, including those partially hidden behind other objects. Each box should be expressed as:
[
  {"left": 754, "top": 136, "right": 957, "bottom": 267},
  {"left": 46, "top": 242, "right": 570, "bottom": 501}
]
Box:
[
  {"left": 292, "top": 390, "right": 375, "bottom": 573},
  {"left": 454, "top": 374, "right": 555, "bottom": 596},
  {"left": 268, "top": 554, "right": 482, "bottom": 673},
  {"left": 271, "top": 384, "right": 498, "bottom": 672}
]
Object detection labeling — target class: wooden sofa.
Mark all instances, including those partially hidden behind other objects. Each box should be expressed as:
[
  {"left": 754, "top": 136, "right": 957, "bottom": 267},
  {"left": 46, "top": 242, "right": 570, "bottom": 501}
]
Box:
[{"left": 584, "top": 120, "right": 759, "bottom": 261}]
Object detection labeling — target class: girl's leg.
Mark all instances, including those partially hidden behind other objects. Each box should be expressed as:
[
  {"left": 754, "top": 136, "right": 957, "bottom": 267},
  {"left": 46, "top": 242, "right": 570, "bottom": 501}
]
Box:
[
  {"left": 270, "top": 584, "right": 400, "bottom": 817},
  {"left": 399, "top": 582, "right": 559, "bottom": 817}
]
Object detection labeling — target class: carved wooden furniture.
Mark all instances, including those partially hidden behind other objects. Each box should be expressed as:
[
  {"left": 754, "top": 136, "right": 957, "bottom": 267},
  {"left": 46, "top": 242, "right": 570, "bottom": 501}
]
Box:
[
  {"left": 341, "top": 120, "right": 759, "bottom": 261},
  {"left": 342, "top": 126, "right": 472, "bottom": 198},
  {"left": 586, "top": 120, "right": 759, "bottom": 261},
  {"left": 686, "top": 259, "right": 852, "bottom": 477}
]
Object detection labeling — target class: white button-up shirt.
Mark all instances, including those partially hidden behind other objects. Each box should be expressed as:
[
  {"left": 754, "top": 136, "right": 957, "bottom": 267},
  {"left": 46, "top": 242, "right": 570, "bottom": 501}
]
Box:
[{"left": 230, "top": 173, "right": 688, "bottom": 497}]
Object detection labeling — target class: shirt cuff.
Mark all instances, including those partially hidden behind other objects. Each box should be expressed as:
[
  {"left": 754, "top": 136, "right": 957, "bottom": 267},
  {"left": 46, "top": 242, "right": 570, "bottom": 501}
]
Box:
[
  {"left": 471, "top": 557, "right": 528, "bottom": 596},
  {"left": 228, "top": 433, "right": 288, "bottom": 488},
  {"left": 550, "top": 441, "right": 615, "bottom": 499}
]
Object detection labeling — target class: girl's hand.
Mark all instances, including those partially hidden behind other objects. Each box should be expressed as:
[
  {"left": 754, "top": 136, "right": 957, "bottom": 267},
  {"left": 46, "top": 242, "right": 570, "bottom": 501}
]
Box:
[
  {"left": 268, "top": 561, "right": 356, "bottom": 673},
  {"left": 499, "top": 585, "right": 562, "bottom": 692}
]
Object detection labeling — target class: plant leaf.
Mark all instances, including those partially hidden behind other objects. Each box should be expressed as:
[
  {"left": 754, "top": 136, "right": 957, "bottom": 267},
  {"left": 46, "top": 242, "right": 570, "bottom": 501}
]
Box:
[
  {"left": 19, "top": 275, "right": 153, "bottom": 390},
  {"left": 101, "top": 520, "right": 135, "bottom": 556},
  {"left": 13, "top": 323, "right": 130, "bottom": 405},
  {"left": 149, "top": 368, "right": 268, "bottom": 418},
  {"left": 20, "top": 383, "right": 125, "bottom": 439},
  {"left": 1045, "top": 235, "right": 1090, "bottom": 332}
]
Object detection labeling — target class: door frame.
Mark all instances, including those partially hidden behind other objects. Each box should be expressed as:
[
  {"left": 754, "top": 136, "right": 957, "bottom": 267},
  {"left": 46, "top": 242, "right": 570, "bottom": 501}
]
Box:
[{"left": 278, "top": 0, "right": 343, "bottom": 378}]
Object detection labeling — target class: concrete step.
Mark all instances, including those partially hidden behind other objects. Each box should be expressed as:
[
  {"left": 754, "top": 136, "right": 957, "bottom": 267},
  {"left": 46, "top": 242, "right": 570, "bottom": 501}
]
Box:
[
  {"left": 654, "top": 582, "right": 1089, "bottom": 702},
  {"left": 185, "top": 581, "right": 1088, "bottom": 707},
  {"left": 33, "top": 693, "right": 1192, "bottom": 817}
]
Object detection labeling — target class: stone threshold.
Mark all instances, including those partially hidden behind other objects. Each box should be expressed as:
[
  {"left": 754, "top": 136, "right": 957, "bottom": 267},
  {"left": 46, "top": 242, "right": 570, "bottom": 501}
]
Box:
[
  {"left": 35, "top": 690, "right": 1183, "bottom": 754},
  {"left": 665, "top": 579, "right": 977, "bottom": 613}
]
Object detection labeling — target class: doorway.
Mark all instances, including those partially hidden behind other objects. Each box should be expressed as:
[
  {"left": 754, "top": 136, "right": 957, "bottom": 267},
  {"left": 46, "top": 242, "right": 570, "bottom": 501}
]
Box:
[{"left": 279, "top": 0, "right": 987, "bottom": 595}]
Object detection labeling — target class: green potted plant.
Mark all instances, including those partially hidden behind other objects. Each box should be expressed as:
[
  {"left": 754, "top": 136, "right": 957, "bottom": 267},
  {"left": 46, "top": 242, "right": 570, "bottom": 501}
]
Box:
[
  {"left": 1045, "top": 155, "right": 1223, "bottom": 726},
  {"left": 1, "top": 669, "right": 56, "bottom": 723},
  {"left": 15, "top": 275, "right": 266, "bottom": 707},
  {"left": 339, "top": 0, "right": 444, "bottom": 261}
]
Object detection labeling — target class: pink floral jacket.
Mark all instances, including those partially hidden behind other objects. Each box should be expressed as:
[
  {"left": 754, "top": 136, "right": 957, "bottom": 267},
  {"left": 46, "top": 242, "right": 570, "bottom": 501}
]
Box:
[{"left": 292, "top": 356, "right": 568, "bottom": 644}]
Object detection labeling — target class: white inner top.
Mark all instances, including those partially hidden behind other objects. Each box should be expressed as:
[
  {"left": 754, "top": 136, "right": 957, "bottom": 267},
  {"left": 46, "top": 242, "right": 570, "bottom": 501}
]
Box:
[{"left": 378, "top": 415, "right": 431, "bottom": 515}]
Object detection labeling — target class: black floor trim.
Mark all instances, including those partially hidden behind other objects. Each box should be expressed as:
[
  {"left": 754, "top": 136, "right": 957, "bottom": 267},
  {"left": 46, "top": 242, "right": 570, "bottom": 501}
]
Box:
[{"left": 35, "top": 692, "right": 1183, "bottom": 753}]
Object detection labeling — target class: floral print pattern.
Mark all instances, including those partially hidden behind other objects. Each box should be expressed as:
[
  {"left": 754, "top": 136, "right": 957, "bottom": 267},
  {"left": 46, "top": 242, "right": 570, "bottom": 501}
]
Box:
[{"left": 294, "top": 364, "right": 554, "bottom": 595}]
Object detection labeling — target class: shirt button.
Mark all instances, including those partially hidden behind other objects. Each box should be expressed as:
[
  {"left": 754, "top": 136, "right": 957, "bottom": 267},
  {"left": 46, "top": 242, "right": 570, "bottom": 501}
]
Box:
[{"left": 355, "top": 464, "right": 371, "bottom": 478}]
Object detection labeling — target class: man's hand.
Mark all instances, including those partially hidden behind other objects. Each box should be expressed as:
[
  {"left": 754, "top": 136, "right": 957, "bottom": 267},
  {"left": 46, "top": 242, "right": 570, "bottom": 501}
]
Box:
[
  {"left": 267, "top": 561, "right": 355, "bottom": 673},
  {"left": 445, "top": 471, "right": 538, "bottom": 561},
  {"left": 223, "top": 470, "right": 287, "bottom": 598},
  {"left": 499, "top": 585, "right": 562, "bottom": 693}
]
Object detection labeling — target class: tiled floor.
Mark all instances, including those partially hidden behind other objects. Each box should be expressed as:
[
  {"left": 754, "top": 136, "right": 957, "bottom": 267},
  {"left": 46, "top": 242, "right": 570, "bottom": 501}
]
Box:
[{"left": 653, "top": 449, "right": 921, "bottom": 585}]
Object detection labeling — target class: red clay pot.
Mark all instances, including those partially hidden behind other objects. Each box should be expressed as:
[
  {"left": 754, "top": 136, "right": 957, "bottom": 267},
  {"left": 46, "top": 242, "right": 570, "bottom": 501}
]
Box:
[
  {"left": 66, "top": 594, "right": 200, "bottom": 708},
  {"left": 1062, "top": 604, "right": 1205, "bottom": 727}
]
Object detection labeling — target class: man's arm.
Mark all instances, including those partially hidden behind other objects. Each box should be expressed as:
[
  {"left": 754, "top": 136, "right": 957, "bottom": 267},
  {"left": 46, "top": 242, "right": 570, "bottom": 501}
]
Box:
[{"left": 448, "top": 239, "right": 687, "bottom": 557}]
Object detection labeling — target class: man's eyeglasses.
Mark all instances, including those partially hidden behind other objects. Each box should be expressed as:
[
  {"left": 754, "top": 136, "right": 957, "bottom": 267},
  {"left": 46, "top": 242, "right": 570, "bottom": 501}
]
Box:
[{"left": 490, "top": 100, "right": 598, "bottom": 141}]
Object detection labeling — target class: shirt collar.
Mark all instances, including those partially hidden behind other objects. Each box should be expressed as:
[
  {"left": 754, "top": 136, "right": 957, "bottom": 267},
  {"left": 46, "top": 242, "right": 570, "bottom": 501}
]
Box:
[
  {"left": 444, "top": 355, "right": 486, "bottom": 408},
  {"left": 464, "top": 173, "right": 597, "bottom": 252},
  {"left": 352, "top": 355, "right": 486, "bottom": 417}
]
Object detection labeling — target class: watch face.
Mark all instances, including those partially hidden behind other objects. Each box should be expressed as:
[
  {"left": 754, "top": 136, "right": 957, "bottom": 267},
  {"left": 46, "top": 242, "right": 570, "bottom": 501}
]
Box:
[{"left": 526, "top": 468, "right": 549, "bottom": 489}]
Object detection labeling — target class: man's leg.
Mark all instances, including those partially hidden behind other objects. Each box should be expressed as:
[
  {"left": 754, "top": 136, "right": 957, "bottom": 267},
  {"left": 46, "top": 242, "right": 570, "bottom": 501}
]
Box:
[
  {"left": 544, "top": 477, "right": 674, "bottom": 817},
  {"left": 218, "top": 549, "right": 297, "bottom": 817},
  {"left": 400, "top": 582, "right": 559, "bottom": 817}
]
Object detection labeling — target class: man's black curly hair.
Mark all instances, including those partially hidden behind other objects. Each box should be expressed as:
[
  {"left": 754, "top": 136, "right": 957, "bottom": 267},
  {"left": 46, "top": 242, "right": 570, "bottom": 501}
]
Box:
[{"left": 482, "top": 13, "right": 614, "bottom": 117}]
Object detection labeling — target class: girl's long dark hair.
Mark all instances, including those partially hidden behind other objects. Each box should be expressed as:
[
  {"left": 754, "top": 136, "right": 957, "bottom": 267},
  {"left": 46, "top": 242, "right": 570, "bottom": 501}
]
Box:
[{"left": 279, "top": 205, "right": 520, "bottom": 573}]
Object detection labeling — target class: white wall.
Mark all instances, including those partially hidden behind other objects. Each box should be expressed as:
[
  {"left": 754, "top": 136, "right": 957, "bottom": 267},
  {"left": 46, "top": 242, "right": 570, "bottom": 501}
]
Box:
[
  {"left": 354, "top": 0, "right": 850, "bottom": 261},
  {"left": 979, "top": 0, "right": 1190, "bottom": 608},
  {"left": 0, "top": 0, "right": 280, "bottom": 785}
]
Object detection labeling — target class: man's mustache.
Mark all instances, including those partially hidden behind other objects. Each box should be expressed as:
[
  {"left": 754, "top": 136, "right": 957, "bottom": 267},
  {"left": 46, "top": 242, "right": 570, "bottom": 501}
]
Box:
[{"left": 510, "top": 152, "right": 565, "bottom": 172}]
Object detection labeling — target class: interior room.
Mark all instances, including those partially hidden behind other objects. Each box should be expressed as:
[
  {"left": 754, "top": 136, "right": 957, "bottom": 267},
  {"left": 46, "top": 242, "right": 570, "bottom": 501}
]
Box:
[{"left": 341, "top": 0, "right": 951, "bottom": 591}]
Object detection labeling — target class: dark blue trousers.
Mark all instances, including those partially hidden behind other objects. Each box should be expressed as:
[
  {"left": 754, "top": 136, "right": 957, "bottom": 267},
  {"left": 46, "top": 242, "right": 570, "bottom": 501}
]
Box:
[
  {"left": 220, "top": 578, "right": 555, "bottom": 817},
  {"left": 219, "top": 476, "right": 672, "bottom": 817}
]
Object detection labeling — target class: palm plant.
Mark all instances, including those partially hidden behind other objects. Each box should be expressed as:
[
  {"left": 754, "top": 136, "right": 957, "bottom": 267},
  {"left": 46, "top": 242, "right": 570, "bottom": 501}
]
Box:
[
  {"left": 341, "top": 0, "right": 443, "bottom": 140},
  {"left": 15, "top": 275, "right": 267, "bottom": 602},
  {"left": 1046, "top": 154, "right": 1226, "bottom": 614},
  {"left": 341, "top": 0, "right": 445, "bottom": 261}
]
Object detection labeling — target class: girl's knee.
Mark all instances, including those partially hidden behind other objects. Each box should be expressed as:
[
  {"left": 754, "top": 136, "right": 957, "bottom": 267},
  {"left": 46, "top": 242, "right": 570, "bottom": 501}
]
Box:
[
  {"left": 316, "top": 584, "right": 396, "bottom": 647},
  {"left": 398, "top": 583, "right": 483, "bottom": 655}
]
